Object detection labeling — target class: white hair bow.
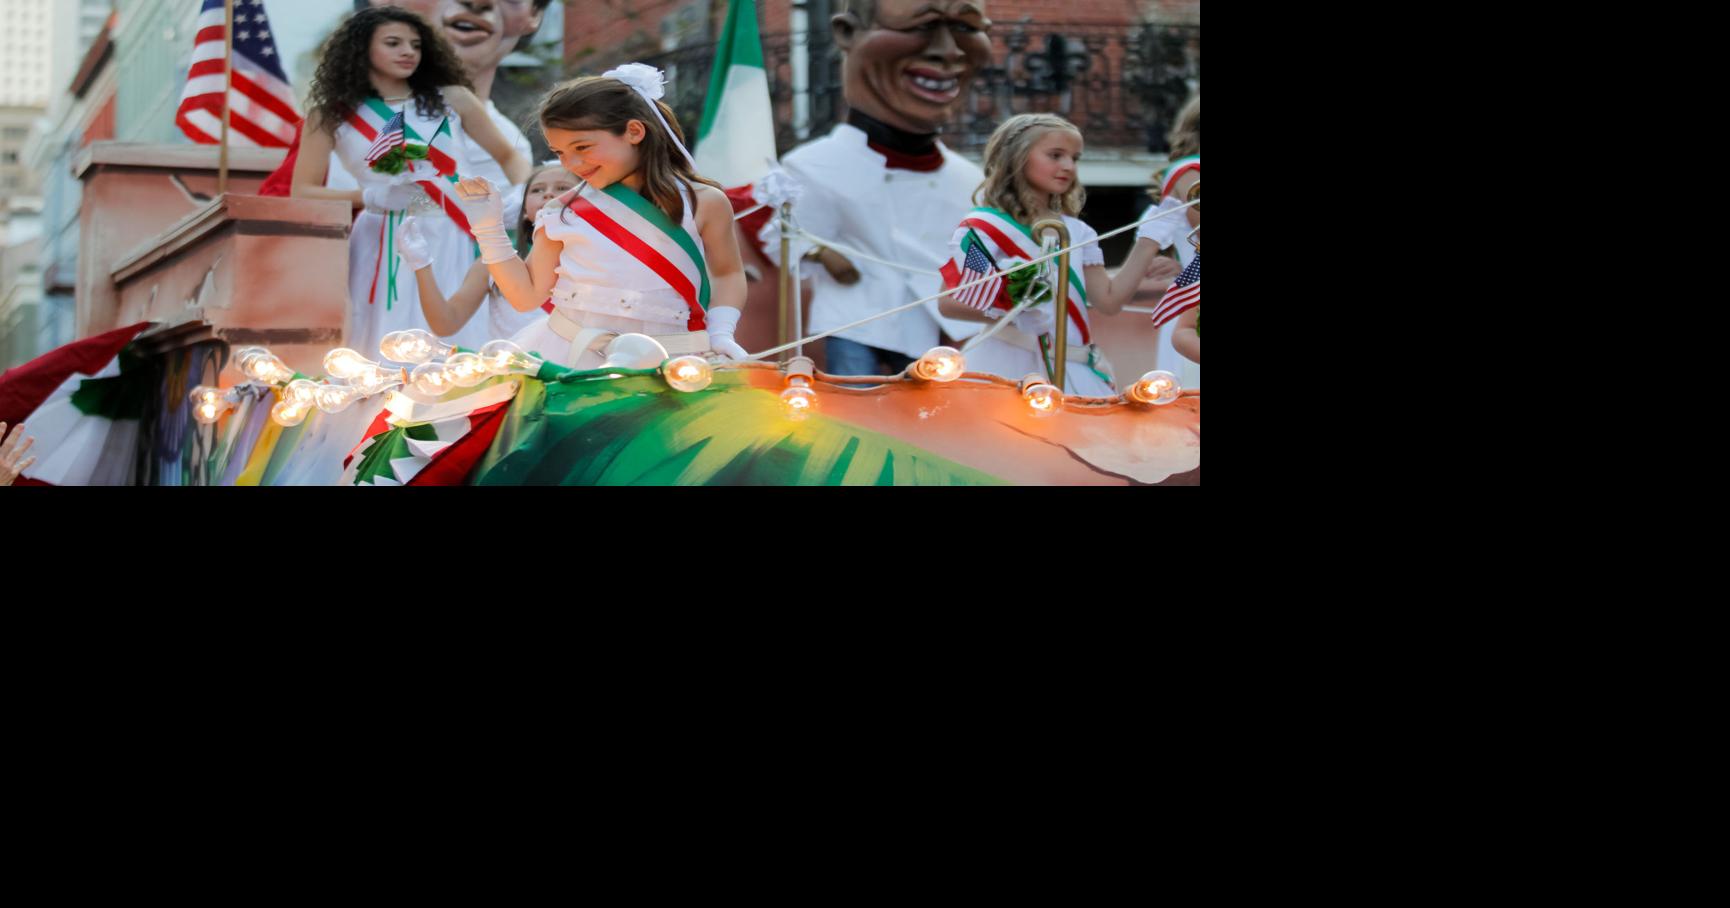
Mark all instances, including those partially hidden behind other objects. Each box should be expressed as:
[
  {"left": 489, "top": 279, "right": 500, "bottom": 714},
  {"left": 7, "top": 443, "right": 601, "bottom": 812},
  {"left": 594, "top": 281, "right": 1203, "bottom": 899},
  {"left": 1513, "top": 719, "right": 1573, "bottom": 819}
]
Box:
[{"left": 603, "top": 63, "right": 696, "bottom": 169}]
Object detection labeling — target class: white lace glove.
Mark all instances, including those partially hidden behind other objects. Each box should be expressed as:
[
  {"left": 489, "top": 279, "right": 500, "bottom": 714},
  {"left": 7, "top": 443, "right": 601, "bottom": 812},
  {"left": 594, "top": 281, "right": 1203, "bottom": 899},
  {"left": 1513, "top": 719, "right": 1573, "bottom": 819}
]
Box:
[
  {"left": 1135, "top": 197, "right": 1188, "bottom": 249},
  {"left": 363, "top": 172, "right": 416, "bottom": 212},
  {"left": 703, "top": 306, "right": 748, "bottom": 360},
  {"left": 451, "top": 176, "right": 517, "bottom": 264},
  {"left": 394, "top": 216, "right": 432, "bottom": 271}
]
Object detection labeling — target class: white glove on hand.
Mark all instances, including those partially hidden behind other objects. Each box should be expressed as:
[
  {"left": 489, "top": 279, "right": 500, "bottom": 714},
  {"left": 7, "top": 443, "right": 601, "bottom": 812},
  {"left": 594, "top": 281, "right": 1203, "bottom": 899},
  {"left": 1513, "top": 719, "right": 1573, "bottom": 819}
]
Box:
[
  {"left": 703, "top": 306, "right": 749, "bottom": 361},
  {"left": 363, "top": 172, "right": 416, "bottom": 212},
  {"left": 1012, "top": 303, "right": 1056, "bottom": 338},
  {"left": 394, "top": 216, "right": 432, "bottom": 271},
  {"left": 451, "top": 176, "right": 516, "bottom": 264},
  {"left": 1135, "top": 196, "right": 1188, "bottom": 249}
]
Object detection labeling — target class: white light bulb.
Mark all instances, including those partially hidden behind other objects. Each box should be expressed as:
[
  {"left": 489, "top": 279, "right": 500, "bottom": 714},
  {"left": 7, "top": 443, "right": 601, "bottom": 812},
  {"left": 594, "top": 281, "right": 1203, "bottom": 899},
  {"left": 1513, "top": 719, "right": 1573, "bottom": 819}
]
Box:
[
  {"left": 284, "top": 379, "right": 320, "bottom": 409},
  {"left": 322, "top": 347, "right": 374, "bottom": 381},
  {"left": 445, "top": 352, "right": 488, "bottom": 387},
  {"left": 781, "top": 378, "right": 818, "bottom": 420},
  {"left": 1125, "top": 370, "right": 1182, "bottom": 406},
  {"left": 478, "top": 339, "right": 540, "bottom": 376},
  {"left": 271, "top": 400, "right": 310, "bottom": 427},
  {"left": 379, "top": 329, "right": 449, "bottom": 364},
  {"left": 194, "top": 401, "right": 224, "bottom": 425},
  {"left": 409, "top": 362, "right": 456, "bottom": 397},
  {"left": 663, "top": 355, "right": 713, "bottom": 392},
  {"left": 189, "top": 385, "right": 224, "bottom": 407},
  {"left": 315, "top": 383, "right": 359, "bottom": 413},
  {"left": 1022, "top": 381, "right": 1063, "bottom": 417},
  {"left": 913, "top": 346, "right": 966, "bottom": 382},
  {"left": 352, "top": 365, "right": 404, "bottom": 397},
  {"left": 602, "top": 333, "right": 671, "bottom": 370}
]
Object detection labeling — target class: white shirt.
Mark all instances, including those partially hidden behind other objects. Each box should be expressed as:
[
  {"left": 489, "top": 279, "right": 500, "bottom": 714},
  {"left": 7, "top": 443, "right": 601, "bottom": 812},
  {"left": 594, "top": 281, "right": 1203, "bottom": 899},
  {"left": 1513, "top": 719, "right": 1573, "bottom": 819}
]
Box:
[{"left": 764, "top": 124, "right": 986, "bottom": 360}]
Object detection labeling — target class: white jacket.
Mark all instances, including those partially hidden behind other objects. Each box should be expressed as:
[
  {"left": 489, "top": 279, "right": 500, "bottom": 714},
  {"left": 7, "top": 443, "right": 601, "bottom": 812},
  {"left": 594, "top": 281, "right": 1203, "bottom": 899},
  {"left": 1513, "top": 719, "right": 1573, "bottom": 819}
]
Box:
[{"left": 763, "top": 124, "right": 985, "bottom": 359}]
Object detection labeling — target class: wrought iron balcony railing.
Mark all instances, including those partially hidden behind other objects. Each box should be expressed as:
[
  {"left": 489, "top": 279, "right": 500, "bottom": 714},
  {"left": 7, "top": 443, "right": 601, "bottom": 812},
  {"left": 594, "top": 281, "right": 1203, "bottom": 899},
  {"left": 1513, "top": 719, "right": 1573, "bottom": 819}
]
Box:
[{"left": 580, "top": 19, "right": 1199, "bottom": 158}]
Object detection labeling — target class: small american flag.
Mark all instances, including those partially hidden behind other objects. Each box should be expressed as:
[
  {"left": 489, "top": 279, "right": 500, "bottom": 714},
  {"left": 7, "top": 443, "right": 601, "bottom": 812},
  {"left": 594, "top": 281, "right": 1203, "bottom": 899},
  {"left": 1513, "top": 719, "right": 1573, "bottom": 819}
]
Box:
[
  {"left": 1151, "top": 253, "right": 1200, "bottom": 327},
  {"left": 365, "top": 111, "right": 407, "bottom": 167},
  {"left": 943, "top": 229, "right": 1007, "bottom": 311}
]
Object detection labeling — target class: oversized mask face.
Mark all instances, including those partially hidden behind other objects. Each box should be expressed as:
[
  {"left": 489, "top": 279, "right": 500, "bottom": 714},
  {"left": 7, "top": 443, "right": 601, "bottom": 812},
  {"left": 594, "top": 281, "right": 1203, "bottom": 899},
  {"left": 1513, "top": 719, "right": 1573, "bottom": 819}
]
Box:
[
  {"left": 834, "top": 1, "right": 993, "bottom": 134},
  {"left": 365, "top": 0, "right": 511, "bottom": 75}
]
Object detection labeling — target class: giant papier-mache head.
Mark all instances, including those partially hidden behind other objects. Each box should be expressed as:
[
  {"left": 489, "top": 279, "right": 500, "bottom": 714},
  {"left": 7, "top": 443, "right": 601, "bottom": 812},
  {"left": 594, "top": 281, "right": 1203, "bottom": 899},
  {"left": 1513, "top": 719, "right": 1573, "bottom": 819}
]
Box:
[{"left": 831, "top": 0, "right": 993, "bottom": 135}]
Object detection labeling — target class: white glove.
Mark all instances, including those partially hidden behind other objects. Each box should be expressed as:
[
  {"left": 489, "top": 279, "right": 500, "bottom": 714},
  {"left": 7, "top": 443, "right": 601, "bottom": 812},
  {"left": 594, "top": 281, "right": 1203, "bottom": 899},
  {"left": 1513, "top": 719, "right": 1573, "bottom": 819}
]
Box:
[
  {"left": 451, "top": 176, "right": 516, "bottom": 264},
  {"left": 703, "top": 306, "right": 749, "bottom": 360},
  {"left": 1135, "top": 197, "right": 1188, "bottom": 249},
  {"left": 1012, "top": 303, "right": 1055, "bottom": 337},
  {"left": 363, "top": 172, "right": 416, "bottom": 212},
  {"left": 394, "top": 216, "right": 432, "bottom": 271}
]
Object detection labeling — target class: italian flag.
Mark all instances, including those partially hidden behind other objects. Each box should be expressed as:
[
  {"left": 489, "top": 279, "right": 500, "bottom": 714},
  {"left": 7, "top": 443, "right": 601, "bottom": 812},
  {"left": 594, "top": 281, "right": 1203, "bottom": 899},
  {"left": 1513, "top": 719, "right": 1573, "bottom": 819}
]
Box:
[
  {"left": 0, "top": 322, "right": 152, "bottom": 486},
  {"left": 693, "top": 0, "right": 776, "bottom": 188},
  {"left": 343, "top": 381, "right": 518, "bottom": 486}
]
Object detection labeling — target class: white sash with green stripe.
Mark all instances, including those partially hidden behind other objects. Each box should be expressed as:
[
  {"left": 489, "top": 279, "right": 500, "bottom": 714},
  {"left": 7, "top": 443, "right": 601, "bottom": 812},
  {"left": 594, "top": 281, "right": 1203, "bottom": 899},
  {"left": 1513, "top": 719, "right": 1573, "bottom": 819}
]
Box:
[
  {"left": 957, "top": 208, "right": 1113, "bottom": 387},
  {"left": 555, "top": 181, "right": 711, "bottom": 329}
]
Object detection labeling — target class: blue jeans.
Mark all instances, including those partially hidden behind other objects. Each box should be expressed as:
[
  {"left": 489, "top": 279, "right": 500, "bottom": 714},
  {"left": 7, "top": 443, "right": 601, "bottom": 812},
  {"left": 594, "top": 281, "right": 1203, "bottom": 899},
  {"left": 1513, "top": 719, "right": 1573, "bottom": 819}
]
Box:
[{"left": 826, "top": 337, "right": 915, "bottom": 378}]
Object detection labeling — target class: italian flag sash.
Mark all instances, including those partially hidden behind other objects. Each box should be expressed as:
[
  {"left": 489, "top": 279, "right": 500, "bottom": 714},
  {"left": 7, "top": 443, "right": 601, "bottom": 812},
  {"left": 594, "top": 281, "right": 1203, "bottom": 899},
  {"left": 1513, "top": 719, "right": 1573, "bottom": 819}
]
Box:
[
  {"left": 955, "top": 207, "right": 1092, "bottom": 345},
  {"left": 345, "top": 96, "right": 471, "bottom": 235},
  {"left": 563, "top": 182, "right": 712, "bottom": 331},
  {"left": 1161, "top": 155, "right": 1200, "bottom": 199}
]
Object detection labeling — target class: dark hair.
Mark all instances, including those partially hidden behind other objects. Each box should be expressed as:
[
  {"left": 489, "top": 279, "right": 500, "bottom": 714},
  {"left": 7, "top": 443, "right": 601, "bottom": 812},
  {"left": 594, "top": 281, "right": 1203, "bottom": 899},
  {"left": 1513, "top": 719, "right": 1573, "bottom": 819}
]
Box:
[
  {"left": 537, "top": 76, "right": 719, "bottom": 223},
  {"left": 515, "top": 163, "right": 572, "bottom": 258},
  {"left": 515, "top": 0, "right": 556, "bottom": 52},
  {"left": 308, "top": 7, "right": 472, "bottom": 131}
]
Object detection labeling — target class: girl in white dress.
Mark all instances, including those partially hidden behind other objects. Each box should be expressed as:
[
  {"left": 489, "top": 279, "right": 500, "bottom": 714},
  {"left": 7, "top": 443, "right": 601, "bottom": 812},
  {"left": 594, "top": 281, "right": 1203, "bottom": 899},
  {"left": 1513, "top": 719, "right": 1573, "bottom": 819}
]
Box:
[
  {"left": 398, "top": 163, "right": 577, "bottom": 343},
  {"left": 448, "top": 68, "right": 748, "bottom": 369},
  {"left": 290, "top": 5, "right": 529, "bottom": 362},
  {"left": 939, "top": 114, "right": 1171, "bottom": 396}
]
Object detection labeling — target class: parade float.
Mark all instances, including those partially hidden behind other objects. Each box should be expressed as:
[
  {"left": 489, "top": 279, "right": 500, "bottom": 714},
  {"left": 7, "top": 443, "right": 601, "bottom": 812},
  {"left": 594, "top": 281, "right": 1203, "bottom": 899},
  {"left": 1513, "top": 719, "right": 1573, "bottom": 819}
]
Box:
[{"left": 3, "top": 1, "right": 1197, "bottom": 487}]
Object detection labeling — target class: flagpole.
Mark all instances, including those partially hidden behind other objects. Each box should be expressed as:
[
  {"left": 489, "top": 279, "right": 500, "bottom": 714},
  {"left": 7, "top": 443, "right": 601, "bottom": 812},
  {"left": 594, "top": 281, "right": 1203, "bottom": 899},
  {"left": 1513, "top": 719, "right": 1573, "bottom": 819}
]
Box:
[{"left": 218, "top": 0, "right": 235, "bottom": 197}]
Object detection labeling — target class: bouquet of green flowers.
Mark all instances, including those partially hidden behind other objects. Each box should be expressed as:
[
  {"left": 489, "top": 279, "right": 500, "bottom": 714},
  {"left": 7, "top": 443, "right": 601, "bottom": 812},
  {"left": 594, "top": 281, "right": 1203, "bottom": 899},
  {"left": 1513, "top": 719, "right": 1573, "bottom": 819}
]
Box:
[
  {"left": 369, "top": 143, "right": 430, "bottom": 176},
  {"left": 999, "top": 257, "right": 1053, "bottom": 309}
]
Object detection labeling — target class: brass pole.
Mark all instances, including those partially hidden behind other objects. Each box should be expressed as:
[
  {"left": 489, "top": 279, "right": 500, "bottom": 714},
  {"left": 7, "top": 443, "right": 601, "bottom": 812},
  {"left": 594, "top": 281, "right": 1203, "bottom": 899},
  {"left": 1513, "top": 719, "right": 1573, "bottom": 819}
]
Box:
[
  {"left": 218, "top": 0, "right": 235, "bottom": 197},
  {"left": 777, "top": 203, "right": 793, "bottom": 364},
  {"left": 1031, "top": 218, "right": 1070, "bottom": 390}
]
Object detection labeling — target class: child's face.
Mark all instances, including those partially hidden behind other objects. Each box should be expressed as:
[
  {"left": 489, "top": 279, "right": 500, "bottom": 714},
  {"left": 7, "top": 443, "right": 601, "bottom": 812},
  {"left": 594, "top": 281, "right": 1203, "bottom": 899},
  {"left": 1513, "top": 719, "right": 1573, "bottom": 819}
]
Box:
[
  {"left": 1023, "top": 128, "right": 1082, "bottom": 199},
  {"left": 543, "top": 122, "right": 645, "bottom": 190},
  {"left": 523, "top": 167, "right": 577, "bottom": 218},
  {"left": 368, "top": 22, "right": 423, "bottom": 81}
]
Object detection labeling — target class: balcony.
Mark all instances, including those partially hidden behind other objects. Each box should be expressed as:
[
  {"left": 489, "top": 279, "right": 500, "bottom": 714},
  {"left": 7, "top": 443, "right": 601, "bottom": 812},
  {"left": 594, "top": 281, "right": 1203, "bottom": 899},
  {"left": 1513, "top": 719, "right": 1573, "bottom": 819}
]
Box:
[{"left": 609, "top": 20, "right": 1200, "bottom": 157}]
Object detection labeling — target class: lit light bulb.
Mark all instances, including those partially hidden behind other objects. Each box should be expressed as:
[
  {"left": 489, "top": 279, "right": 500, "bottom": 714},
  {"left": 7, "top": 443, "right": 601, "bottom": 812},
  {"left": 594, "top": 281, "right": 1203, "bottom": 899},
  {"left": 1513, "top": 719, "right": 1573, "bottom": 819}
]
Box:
[
  {"left": 781, "top": 377, "right": 818, "bottom": 420},
  {"left": 195, "top": 401, "right": 226, "bottom": 425},
  {"left": 189, "top": 385, "right": 225, "bottom": 408},
  {"left": 351, "top": 364, "right": 405, "bottom": 397},
  {"left": 315, "top": 383, "right": 360, "bottom": 414},
  {"left": 379, "top": 329, "right": 450, "bottom": 364},
  {"left": 663, "top": 355, "right": 713, "bottom": 392},
  {"left": 283, "top": 379, "right": 321, "bottom": 409},
  {"left": 602, "top": 333, "right": 671, "bottom": 370},
  {"left": 232, "top": 346, "right": 266, "bottom": 375},
  {"left": 1020, "top": 375, "right": 1063, "bottom": 417},
  {"left": 1125, "top": 370, "right": 1182, "bottom": 406},
  {"left": 409, "top": 362, "right": 457, "bottom": 397},
  {"left": 322, "top": 347, "right": 375, "bottom": 381},
  {"left": 271, "top": 400, "right": 310, "bottom": 427},
  {"left": 912, "top": 346, "right": 966, "bottom": 382},
  {"left": 445, "top": 352, "right": 489, "bottom": 387},
  {"left": 242, "top": 350, "right": 294, "bottom": 384},
  {"left": 478, "top": 339, "right": 541, "bottom": 376}
]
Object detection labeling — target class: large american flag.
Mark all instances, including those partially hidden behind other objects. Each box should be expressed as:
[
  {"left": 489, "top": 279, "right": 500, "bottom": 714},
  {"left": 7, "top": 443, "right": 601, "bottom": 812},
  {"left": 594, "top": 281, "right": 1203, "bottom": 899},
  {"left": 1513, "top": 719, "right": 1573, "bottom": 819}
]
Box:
[
  {"left": 943, "top": 229, "right": 1007, "bottom": 311},
  {"left": 175, "top": 0, "right": 301, "bottom": 148},
  {"left": 1151, "top": 253, "right": 1200, "bottom": 328},
  {"left": 365, "top": 112, "right": 406, "bottom": 167}
]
